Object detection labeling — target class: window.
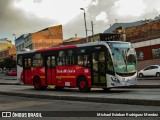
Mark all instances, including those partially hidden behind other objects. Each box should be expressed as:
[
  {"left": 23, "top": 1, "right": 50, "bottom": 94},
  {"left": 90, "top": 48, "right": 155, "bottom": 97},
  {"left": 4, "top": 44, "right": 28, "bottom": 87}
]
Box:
[
  {"left": 47, "top": 56, "right": 55, "bottom": 68},
  {"left": 151, "top": 66, "right": 158, "bottom": 69},
  {"left": 78, "top": 55, "right": 90, "bottom": 67},
  {"left": 144, "top": 66, "right": 151, "bottom": 71},
  {"left": 99, "top": 52, "right": 105, "bottom": 73},
  {"left": 33, "top": 53, "right": 43, "bottom": 67},
  {"left": 152, "top": 48, "right": 160, "bottom": 59},
  {"left": 66, "top": 50, "right": 75, "bottom": 65},
  {"left": 17, "top": 55, "right": 23, "bottom": 66},
  {"left": 136, "top": 51, "right": 144, "bottom": 60},
  {"left": 57, "top": 51, "right": 66, "bottom": 66}
]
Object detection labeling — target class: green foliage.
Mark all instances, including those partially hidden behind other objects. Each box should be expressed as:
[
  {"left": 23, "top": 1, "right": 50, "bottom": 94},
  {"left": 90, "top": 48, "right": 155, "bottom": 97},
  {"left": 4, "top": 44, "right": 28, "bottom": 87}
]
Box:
[
  {"left": 3, "top": 57, "right": 16, "bottom": 68},
  {"left": 0, "top": 62, "right": 5, "bottom": 69}
]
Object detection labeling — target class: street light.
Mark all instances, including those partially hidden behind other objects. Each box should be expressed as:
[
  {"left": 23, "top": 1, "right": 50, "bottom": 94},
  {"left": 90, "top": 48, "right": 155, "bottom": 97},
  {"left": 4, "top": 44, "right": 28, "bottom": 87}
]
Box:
[
  {"left": 80, "top": 8, "right": 88, "bottom": 43},
  {"left": 13, "top": 34, "right": 16, "bottom": 40}
]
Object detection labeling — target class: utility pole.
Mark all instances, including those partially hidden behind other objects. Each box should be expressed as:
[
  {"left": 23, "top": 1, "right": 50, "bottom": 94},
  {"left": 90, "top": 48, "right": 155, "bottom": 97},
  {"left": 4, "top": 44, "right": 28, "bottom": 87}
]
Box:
[
  {"left": 91, "top": 21, "right": 94, "bottom": 41},
  {"left": 80, "top": 8, "right": 88, "bottom": 43}
]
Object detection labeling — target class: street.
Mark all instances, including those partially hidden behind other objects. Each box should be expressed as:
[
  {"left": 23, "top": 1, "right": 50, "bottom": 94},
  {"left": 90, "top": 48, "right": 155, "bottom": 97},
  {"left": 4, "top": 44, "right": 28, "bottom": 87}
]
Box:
[
  {"left": 0, "top": 94, "right": 160, "bottom": 120},
  {"left": 0, "top": 73, "right": 160, "bottom": 120}
]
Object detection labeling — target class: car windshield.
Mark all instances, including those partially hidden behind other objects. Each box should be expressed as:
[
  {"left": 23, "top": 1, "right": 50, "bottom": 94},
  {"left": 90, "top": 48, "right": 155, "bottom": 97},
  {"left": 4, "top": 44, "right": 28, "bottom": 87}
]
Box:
[{"left": 109, "top": 42, "right": 137, "bottom": 73}]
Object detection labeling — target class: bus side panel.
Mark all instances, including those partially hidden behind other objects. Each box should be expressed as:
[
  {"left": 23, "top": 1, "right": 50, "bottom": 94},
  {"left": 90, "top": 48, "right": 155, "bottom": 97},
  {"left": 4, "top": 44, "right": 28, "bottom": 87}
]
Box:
[
  {"left": 76, "top": 66, "right": 92, "bottom": 88},
  {"left": 32, "top": 67, "right": 46, "bottom": 86},
  {"left": 24, "top": 70, "right": 32, "bottom": 84},
  {"left": 56, "top": 65, "right": 77, "bottom": 87}
]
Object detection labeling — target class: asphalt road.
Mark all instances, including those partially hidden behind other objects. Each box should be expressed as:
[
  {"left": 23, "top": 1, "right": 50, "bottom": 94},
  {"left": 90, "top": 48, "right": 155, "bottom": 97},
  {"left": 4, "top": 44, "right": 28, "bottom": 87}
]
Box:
[{"left": 0, "top": 94, "right": 160, "bottom": 120}]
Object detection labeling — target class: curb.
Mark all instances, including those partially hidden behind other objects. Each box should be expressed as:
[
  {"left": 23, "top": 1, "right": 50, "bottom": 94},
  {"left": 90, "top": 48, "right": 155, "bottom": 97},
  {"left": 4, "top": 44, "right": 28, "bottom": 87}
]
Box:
[
  {"left": 0, "top": 91, "right": 160, "bottom": 106},
  {"left": 0, "top": 83, "right": 20, "bottom": 85},
  {"left": 0, "top": 83, "right": 159, "bottom": 88}
]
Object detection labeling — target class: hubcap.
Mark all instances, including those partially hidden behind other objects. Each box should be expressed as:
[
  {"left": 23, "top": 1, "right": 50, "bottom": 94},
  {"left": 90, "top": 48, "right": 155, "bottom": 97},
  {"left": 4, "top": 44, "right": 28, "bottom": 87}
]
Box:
[{"left": 80, "top": 80, "right": 86, "bottom": 89}]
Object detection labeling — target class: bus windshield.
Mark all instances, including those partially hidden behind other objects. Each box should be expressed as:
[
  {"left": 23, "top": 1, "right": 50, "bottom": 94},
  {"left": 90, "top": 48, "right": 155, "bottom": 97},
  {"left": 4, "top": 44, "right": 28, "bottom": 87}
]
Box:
[{"left": 109, "top": 42, "right": 136, "bottom": 73}]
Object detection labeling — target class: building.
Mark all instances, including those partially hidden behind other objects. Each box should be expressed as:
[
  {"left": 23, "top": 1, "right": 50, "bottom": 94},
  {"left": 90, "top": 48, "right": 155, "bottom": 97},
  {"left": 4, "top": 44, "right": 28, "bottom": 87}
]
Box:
[
  {"left": 126, "top": 19, "right": 160, "bottom": 71},
  {"left": 0, "top": 38, "right": 16, "bottom": 62},
  {"left": 15, "top": 25, "right": 63, "bottom": 51},
  {"left": 0, "top": 38, "right": 12, "bottom": 51},
  {"left": 15, "top": 34, "right": 29, "bottom": 51},
  {"left": 0, "top": 45, "right": 16, "bottom": 62},
  {"left": 104, "top": 16, "right": 160, "bottom": 71}
]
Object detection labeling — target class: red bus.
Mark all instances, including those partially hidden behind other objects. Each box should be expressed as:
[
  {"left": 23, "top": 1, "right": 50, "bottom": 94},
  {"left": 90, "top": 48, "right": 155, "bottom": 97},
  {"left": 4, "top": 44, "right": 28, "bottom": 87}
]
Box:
[{"left": 17, "top": 41, "right": 137, "bottom": 92}]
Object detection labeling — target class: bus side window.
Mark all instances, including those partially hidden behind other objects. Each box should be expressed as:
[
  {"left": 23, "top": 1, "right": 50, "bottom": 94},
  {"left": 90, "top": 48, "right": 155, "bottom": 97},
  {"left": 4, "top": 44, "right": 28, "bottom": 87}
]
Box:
[
  {"left": 57, "top": 51, "right": 65, "bottom": 66},
  {"left": 17, "top": 55, "right": 23, "bottom": 67},
  {"left": 78, "top": 55, "right": 90, "bottom": 67},
  {"left": 66, "top": 50, "right": 74, "bottom": 65},
  {"left": 107, "top": 53, "right": 114, "bottom": 72},
  {"left": 78, "top": 56, "right": 83, "bottom": 66},
  {"left": 33, "top": 53, "right": 43, "bottom": 67},
  {"left": 51, "top": 56, "right": 55, "bottom": 67},
  {"left": 92, "top": 53, "right": 98, "bottom": 71}
]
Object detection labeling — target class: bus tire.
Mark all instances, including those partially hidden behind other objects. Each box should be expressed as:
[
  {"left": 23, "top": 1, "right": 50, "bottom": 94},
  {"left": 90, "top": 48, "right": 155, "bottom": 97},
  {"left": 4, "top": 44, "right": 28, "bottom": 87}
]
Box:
[
  {"left": 33, "top": 76, "right": 46, "bottom": 90},
  {"left": 78, "top": 77, "right": 90, "bottom": 92},
  {"left": 103, "top": 88, "right": 111, "bottom": 91}
]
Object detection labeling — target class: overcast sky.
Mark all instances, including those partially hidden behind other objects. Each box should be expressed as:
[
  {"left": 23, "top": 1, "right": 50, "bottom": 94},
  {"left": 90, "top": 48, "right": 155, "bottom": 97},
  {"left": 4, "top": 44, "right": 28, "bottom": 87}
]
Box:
[{"left": 0, "top": 0, "right": 160, "bottom": 44}]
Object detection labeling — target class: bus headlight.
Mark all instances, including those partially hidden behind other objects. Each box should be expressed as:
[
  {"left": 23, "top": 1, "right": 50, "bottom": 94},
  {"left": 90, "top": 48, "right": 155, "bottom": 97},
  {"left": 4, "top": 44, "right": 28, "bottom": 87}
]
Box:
[{"left": 111, "top": 77, "right": 120, "bottom": 83}]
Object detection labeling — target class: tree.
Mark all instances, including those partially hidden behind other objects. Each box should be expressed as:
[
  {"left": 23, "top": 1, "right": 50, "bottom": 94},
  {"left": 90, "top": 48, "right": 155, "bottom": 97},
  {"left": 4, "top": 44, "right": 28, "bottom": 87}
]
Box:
[
  {"left": 3, "top": 57, "right": 16, "bottom": 68},
  {"left": 0, "top": 62, "right": 5, "bottom": 69}
]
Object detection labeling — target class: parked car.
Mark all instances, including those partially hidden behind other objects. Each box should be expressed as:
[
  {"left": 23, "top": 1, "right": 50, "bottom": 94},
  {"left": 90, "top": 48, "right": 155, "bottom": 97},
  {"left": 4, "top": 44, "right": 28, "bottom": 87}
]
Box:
[
  {"left": 5, "top": 68, "right": 11, "bottom": 75},
  {"left": 6, "top": 68, "right": 17, "bottom": 76},
  {"left": 138, "top": 65, "right": 160, "bottom": 77}
]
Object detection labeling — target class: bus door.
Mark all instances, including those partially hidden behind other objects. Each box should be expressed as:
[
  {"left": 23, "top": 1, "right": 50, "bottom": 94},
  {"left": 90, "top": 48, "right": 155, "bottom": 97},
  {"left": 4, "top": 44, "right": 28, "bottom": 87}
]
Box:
[
  {"left": 23, "top": 57, "right": 32, "bottom": 84},
  {"left": 45, "top": 55, "right": 56, "bottom": 85},
  {"left": 91, "top": 50, "right": 106, "bottom": 86}
]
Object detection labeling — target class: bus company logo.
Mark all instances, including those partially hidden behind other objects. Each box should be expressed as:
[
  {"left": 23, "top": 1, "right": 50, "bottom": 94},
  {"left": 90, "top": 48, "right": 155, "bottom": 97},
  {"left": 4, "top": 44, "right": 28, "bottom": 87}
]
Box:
[
  {"left": 2, "top": 112, "right": 11, "bottom": 117},
  {"left": 57, "top": 69, "right": 75, "bottom": 74}
]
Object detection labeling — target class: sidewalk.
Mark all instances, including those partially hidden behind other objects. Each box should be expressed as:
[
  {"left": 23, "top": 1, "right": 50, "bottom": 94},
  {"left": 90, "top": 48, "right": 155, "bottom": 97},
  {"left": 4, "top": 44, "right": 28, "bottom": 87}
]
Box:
[
  {"left": 0, "top": 85, "right": 160, "bottom": 106},
  {"left": 0, "top": 73, "right": 160, "bottom": 106},
  {"left": 0, "top": 76, "right": 159, "bottom": 88}
]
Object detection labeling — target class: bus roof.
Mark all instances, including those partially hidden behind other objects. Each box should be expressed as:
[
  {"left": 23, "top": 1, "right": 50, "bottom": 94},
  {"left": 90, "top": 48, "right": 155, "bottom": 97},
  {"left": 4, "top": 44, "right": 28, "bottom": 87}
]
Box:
[
  {"left": 36, "top": 45, "right": 76, "bottom": 53},
  {"left": 17, "top": 41, "right": 131, "bottom": 55}
]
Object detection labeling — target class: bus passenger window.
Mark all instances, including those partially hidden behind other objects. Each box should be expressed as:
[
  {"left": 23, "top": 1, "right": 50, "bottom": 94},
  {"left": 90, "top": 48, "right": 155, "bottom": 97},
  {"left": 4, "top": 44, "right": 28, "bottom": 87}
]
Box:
[
  {"left": 84, "top": 55, "right": 90, "bottom": 67},
  {"left": 51, "top": 56, "right": 55, "bottom": 67},
  {"left": 92, "top": 54, "right": 98, "bottom": 71},
  {"left": 28, "top": 58, "right": 31, "bottom": 68},
  {"left": 47, "top": 57, "right": 51, "bottom": 67},
  {"left": 17, "top": 55, "right": 23, "bottom": 66},
  {"left": 57, "top": 51, "right": 65, "bottom": 66},
  {"left": 33, "top": 53, "right": 43, "bottom": 67},
  {"left": 78, "top": 56, "right": 83, "bottom": 66},
  {"left": 107, "top": 54, "right": 114, "bottom": 72}
]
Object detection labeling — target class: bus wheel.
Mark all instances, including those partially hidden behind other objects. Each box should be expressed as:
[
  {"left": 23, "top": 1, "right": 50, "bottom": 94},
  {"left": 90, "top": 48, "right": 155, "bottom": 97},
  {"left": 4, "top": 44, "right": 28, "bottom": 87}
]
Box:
[
  {"left": 33, "top": 77, "right": 43, "bottom": 90},
  {"left": 78, "top": 77, "right": 90, "bottom": 92},
  {"left": 103, "top": 88, "right": 111, "bottom": 91}
]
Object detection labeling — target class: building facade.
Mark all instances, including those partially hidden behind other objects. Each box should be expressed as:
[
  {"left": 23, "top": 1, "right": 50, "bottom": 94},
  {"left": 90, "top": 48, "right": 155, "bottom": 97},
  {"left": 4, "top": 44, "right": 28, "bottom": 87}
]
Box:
[
  {"left": 0, "top": 45, "right": 16, "bottom": 62},
  {"left": 125, "top": 19, "right": 160, "bottom": 71},
  {"left": 15, "top": 25, "right": 63, "bottom": 51}
]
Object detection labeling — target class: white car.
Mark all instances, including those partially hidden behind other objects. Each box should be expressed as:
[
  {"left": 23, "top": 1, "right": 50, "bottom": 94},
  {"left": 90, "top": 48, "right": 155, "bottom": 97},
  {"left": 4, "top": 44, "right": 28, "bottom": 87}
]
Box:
[{"left": 138, "top": 65, "right": 160, "bottom": 77}]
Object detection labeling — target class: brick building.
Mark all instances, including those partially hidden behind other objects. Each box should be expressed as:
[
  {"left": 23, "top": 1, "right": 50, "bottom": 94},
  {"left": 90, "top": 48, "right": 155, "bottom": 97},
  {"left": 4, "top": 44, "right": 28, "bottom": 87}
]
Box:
[
  {"left": 0, "top": 45, "right": 16, "bottom": 62},
  {"left": 0, "top": 38, "right": 16, "bottom": 62},
  {"left": 15, "top": 25, "right": 63, "bottom": 51},
  {"left": 125, "top": 19, "right": 160, "bottom": 71}
]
